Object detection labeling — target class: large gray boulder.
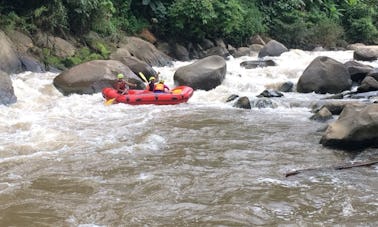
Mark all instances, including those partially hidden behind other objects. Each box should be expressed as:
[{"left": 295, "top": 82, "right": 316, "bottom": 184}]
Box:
[
  {"left": 344, "top": 60, "right": 374, "bottom": 83},
  {"left": 0, "top": 71, "right": 17, "bottom": 105},
  {"left": 297, "top": 56, "right": 352, "bottom": 94},
  {"left": 320, "top": 103, "right": 378, "bottom": 150},
  {"left": 53, "top": 60, "right": 144, "bottom": 95},
  {"left": 173, "top": 55, "right": 226, "bottom": 90},
  {"left": 353, "top": 46, "right": 378, "bottom": 61},
  {"left": 0, "top": 30, "right": 22, "bottom": 74},
  {"left": 110, "top": 53, "right": 158, "bottom": 80},
  {"left": 258, "top": 40, "right": 288, "bottom": 58},
  {"left": 118, "top": 37, "right": 173, "bottom": 67}
]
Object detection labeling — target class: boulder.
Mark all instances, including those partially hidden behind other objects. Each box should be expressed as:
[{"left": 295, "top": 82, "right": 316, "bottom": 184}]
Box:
[
  {"left": 203, "top": 46, "right": 229, "bottom": 59},
  {"left": 344, "top": 60, "right": 374, "bottom": 83},
  {"left": 257, "top": 89, "right": 283, "bottom": 98},
  {"left": 110, "top": 53, "right": 157, "bottom": 80},
  {"left": 297, "top": 56, "right": 352, "bottom": 94},
  {"left": 5, "top": 30, "right": 34, "bottom": 54},
  {"left": 119, "top": 37, "right": 173, "bottom": 67},
  {"left": 320, "top": 103, "right": 378, "bottom": 150},
  {"left": 19, "top": 55, "right": 45, "bottom": 73},
  {"left": 240, "top": 60, "right": 276, "bottom": 69},
  {"left": 172, "top": 43, "right": 190, "bottom": 61},
  {"left": 357, "top": 76, "right": 378, "bottom": 92},
  {"left": 0, "top": 30, "right": 22, "bottom": 74},
  {"left": 34, "top": 32, "right": 76, "bottom": 58},
  {"left": 233, "top": 96, "right": 251, "bottom": 109},
  {"left": 310, "top": 106, "right": 333, "bottom": 122},
  {"left": 173, "top": 55, "right": 226, "bottom": 91},
  {"left": 53, "top": 60, "right": 144, "bottom": 95},
  {"left": 0, "top": 70, "right": 17, "bottom": 105},
  {"left": 353, "top": 46, "right": 378, "bottom": 61},
  {"left": 258, "top": 40, "right": 288, "bottom": 58}
]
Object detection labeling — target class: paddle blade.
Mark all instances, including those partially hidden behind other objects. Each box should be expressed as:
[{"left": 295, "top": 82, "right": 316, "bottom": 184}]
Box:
[
  {"left": 138, "top": 72, "right": 148, "bottom": 83},
  {"left": 104, "top": 98, "right": 115, "bottom": 106},
  {"left": 171, "top": 89, "right": 182, "bottom": 94}
]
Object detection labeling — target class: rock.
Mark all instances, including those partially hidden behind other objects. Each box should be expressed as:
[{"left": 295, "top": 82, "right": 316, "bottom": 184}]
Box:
[
  {"left": 310, "top": 106, "right": 333, "bottom": 122},
  {"left": 110, "top": 54, "right": 157, "bottom": 80},
  {"left": 53, "top": 60, "right": 144, "bottom": 95},
  {"left": 278, "top": 81, "right": 294, "bottom": 92},
  {"left": 233, "top": 96, "right": 251, "bottom": 109},
  {"left": 0, "top": 70, "right": 17, "bottom": 105},
  {"left": 172, "top": 43, "right": 190, "bottom": 61},
  {"left": 138, "top": 28, "right": 157, "bottom": 44},
  {"left": 251, "top": 98, "right": 277, "bottom": 108},
  {"left": 240, "top": 60, "right": 276, "bottom": 69},
  {"left": 357, "top": 76, "right": 378, "bottom": 92},
  {"left": 344, "top": 60, "right": 374, "bottom": 83},
  {"left": 257, "top": 89, "right": 283, "bottom": 98},
  {"left": 258, "top": 40, "right": 288, "bottom": 58},
  {"left": 320, "top": 103, "right": 378, "bottom": 150},
  {"left": 5, "top": 30, "right": 34, "bottom": 54},
  {"left": 19, "top": 55, "right": 45, "bottom": 73},
  {"left": 0, "top": 30, "right": 22, "bottom": 74},
  {"left": 119, "top": 36, "right": 173, "bottom": 67},
  {"left": 226, "top": 94, "right": 239, "bottom": 102},
  {"left": 233, "top": 47, "right": 252, "bottom": 58},
  {"left": 353, "top": 46, "right": 378, "bottom": 61},
  {"left": 34, "top": 32, "right": 76, "bottom": 58},
  {"left": 297, "top": 56, "right": 352, "bottom": 94},
  {"left": 204, "top": 46, "right": 229, "bottom": 59},
  {"left": 174, "top": 55, "right": 226, "bottom": 91}
]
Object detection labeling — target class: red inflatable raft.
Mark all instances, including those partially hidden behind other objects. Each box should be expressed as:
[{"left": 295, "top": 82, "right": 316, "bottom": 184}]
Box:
[{"left": 102, "top": 86, "right": 194, "bottom": 105}]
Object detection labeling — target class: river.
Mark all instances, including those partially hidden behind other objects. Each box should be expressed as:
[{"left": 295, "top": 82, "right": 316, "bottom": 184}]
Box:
[{"left": 1, "top": 50, "right": 378, "bottom": 226}]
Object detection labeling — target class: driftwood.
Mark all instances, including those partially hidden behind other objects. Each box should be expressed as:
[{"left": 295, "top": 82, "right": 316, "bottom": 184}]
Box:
[{"left": 285, "top": 160, "right": 378, "bottom": 177}]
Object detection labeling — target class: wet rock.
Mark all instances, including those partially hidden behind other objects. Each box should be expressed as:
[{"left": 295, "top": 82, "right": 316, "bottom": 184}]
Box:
[
  {"left": 297, "top": 56, "right": 352, "bottom": 94},
  {"left": 310, "top": 106, "right": 333, "bottom": 122},
  {"left": 257, "top": 89, "right": 283, "bottom": 98},
  {"left": 0, "top": 70, "right": 17, "bottom": 105},
  {"left": 320, "top": 103, "right": 378, "bottom": 150},
  {"left": 251, "top": 98, "right": 277, "bottom": 109},
  {"left": 174, "top": 55, "right": 226, "bottom": 91},
  {"left": 0, "top": 30, "right": 22, "bottom": 74},
  {"left": 240, "top": 59, "right": 276, "bottom": 69},
  {"left": 233, "top": 96, "right": 251, "bottom": 109},
  {"left": 258, "top": 40, "right": 288, "bottom": 58},
  {"left": 53, "top": 60, "right": 144, "bottom": 95},
  {"left": 226, "top": 94, "right": 239, "bottom": 102}
]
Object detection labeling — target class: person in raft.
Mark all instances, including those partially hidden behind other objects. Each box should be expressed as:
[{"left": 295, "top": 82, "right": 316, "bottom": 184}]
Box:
[
  {"left": 114, "top": 73, "right": 137, "bottom": 95},
  {"left": 148, "top": 76, "right": 156, "bottom": 91},
  {"left": 154, "top": 80, "right": 170, "bottom": 93}
]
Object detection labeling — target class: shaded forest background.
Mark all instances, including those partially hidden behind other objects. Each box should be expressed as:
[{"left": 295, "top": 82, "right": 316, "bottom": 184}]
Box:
[{"left": 0, "top": 0, "right": 377, "bottom": 68}]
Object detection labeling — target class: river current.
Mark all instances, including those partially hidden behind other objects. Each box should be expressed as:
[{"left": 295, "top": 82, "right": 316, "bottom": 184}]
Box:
[{"left": 1, "top": 50, "right": 378, "bottom": 226}]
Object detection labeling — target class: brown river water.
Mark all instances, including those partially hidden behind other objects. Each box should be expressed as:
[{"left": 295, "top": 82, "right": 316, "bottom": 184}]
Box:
[{"left": 0, "top": 50, "right": 377, "bottom": 226}]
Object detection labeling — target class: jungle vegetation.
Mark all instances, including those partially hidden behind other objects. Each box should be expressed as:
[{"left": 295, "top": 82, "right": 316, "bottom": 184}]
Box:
[{"left": 0, "top": 0, "right": 377, "bottom": 50}]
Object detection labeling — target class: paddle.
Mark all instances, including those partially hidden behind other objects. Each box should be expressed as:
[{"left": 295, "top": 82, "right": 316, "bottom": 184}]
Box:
[
  {"left": 138, "top": 72, "right": 148, "bottom": 83},
  {"left": 104, "top": 98, "right": 115, "bottom": 106}
]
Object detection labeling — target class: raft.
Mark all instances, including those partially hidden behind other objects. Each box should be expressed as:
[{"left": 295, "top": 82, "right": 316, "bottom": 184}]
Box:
[{"left": 102, "top": 86, "right": 194, "bottom": 105}]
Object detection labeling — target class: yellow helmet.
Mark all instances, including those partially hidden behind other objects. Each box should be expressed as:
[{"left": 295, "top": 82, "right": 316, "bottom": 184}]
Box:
[
  {"left": 159, "top": 80, "right": 164, "bottom": 83},
  {"left": 149, "top": 77, "right": 155, "bottom": 81},
  {"left": 117, "top": 73, "right": 124, "bottom": 79}
]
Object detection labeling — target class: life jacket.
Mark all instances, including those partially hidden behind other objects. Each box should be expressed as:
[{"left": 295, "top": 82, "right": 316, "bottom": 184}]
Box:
[
  {"left": 154, "top": 83, "right": 165, "bottom": 91},
  {"left": 114, "top": 80, "right": 127, "bottom": 93}
]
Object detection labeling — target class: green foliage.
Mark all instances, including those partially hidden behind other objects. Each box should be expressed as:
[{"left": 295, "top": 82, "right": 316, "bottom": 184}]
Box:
[
  {"left": 225, "top": 0, "right": 265, "bottom": 46},
  {"left": 348, "top": 17, "right": 378, "bottom": 43},
  {"left": 341, "top": 2, "right": 378, "bottom": 44},
  {"left": 31, "top": 0, "right": 68, "bottom": 34},
  {"left": 168, "top": 0, "right": 216, "bottom": 41},
  {"left": 0, "top": 11, "right": 29, "bottom": 31}
]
